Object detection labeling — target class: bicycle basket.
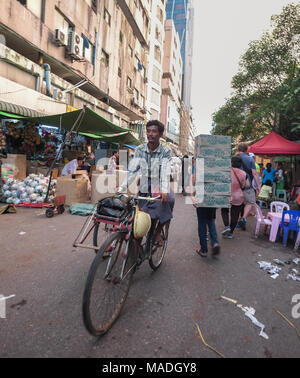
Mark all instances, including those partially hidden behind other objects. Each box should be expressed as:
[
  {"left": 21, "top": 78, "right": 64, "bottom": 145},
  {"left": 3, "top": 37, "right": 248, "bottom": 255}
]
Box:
[{"left": 96, "top": 197, "right": 127, "bottom": 219}]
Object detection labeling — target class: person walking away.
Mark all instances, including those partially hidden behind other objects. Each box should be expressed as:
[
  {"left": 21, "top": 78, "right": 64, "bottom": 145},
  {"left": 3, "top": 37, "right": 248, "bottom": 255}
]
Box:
[
  {"left": 221, "top": 156, "right": 249, "bottom": 239},
  {"left": 181, "top": 155, "right": 189, "bottom": 195},
  {"left": 237, "top": 143, "right": 260, "bottom": 230},
  {"left": 190, "top": 167, "right": 220, "bottom": 257}
]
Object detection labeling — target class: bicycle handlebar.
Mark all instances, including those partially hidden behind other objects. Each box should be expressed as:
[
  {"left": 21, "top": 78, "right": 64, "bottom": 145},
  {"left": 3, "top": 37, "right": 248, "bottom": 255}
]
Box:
[{"left": 115, "top": 193, "right": 161, "bottom": 202}]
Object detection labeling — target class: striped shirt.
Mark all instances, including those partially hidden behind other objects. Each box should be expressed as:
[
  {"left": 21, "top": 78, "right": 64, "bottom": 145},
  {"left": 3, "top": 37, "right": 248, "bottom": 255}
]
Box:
[{"left": 120, "top": 143, "right": 172, "bottom": 194}]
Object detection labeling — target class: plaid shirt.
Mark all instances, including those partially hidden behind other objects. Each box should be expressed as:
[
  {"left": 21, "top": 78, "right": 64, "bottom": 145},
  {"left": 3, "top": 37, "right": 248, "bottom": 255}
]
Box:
[{"left": 120, "top": 143, "right": 172, "bottom": 194}]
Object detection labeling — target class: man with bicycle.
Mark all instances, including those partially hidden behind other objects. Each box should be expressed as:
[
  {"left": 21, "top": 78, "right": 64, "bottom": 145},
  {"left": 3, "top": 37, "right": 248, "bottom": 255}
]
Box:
[{"left": 118, "top": 120, "right": 174, "bottom": 246}]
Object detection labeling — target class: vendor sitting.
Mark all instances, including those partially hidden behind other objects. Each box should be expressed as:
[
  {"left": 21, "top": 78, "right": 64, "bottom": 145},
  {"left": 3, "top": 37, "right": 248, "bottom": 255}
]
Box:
[
  {"left": 258, "top": 179, "right": 273, "bottom": 201},
  {"left": 62, "top": 156, "right": 84, "bottom": 175}
]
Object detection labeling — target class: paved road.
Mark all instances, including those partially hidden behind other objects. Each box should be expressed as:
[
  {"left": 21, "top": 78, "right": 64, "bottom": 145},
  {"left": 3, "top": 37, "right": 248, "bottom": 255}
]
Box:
[{"left": 0, "top": 196, "right": 300, "bottom": 358}]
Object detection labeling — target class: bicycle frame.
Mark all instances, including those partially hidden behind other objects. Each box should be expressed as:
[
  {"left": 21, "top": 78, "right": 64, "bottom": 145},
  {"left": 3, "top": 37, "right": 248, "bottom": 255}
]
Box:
[{"left": 73, "top": 195, "right": 160, "bottom": 251}]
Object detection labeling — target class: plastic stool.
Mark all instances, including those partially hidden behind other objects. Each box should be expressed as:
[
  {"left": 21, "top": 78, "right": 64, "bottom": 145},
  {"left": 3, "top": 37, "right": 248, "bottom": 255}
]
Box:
[
  {"left": 276, "top": 189, "right": 287, "bottom": 202},
  {"left": 256, "top": 199, "right": 268, "bottom": 209}
]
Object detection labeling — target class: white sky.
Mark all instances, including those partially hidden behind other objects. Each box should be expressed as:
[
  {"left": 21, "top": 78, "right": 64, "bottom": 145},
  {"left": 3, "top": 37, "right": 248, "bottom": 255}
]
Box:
[{"left": 191, "top": 0, "right": 294, "bottom": 135}]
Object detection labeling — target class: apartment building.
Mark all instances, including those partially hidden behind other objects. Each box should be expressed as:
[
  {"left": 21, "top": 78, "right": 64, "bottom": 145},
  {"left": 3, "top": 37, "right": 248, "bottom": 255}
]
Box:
[
  {"left": 160, "top": 19, "right": 182, "bottom": 145},
  {"left": 166, "top": 0, "right": 194, "bottom": 109},
  {"left": 0, "top": 0, "right": 150, "bottom": 133},
  {"left": 144, "top": 0, "right": 166, "bottom": 124}
]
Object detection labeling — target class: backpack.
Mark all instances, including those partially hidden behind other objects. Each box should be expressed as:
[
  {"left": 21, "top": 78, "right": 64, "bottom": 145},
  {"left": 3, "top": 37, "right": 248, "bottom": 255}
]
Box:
[{"left": 238, "top": 154, "right": 254, "bottom": 186}]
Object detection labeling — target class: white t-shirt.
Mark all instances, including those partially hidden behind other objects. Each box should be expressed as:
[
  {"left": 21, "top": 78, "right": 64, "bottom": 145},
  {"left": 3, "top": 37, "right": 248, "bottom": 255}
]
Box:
[{"left": 62, "top": 159, "right": 78, "bottom": 175}]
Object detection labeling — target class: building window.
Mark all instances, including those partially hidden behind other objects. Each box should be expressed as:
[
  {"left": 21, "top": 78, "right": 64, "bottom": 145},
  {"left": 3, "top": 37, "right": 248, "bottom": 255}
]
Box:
[
  {"left": 150, "top": 108, "right": 159, "bottom": 120},
  {"left": 82, "top": 37, "right": 95, "bottom": 64},
  {"left": 91, "top": 0, "right": 98, "bottom": 13},
  {"left": 176, "top": 3, "right": 185, "bottom": 10},
  {"left": 151, "top": 88, "right": 160, "bottom": 106},
  {"left": 140, "top": 95, "right": 145, "bottom": 109},
  {"left": 101, "top": 49, "right": 109, "bottom": 67},
  {"left": 118, "top": 67, "right": 122, "bottom": 78},
  {"left": 127, "top": 76, "right": 132, "bottom": 88},
  {"left": 119, "top": 31, "right": 124, "bottom": 44},
  {"left": 176, "top": 13, "right": 185, "bottom": 20},
  {"left": 128, "top": 45, "right": 133, "bottom": 58},
  {"left": 152, "top": 66, "right": 161, "bottom": 85},
  {"left": 156, "top": 6, "right": 163, "bottom": 23},
  {"left": 104, "top": 8, "right": 111, "bottom": 25},
  {"left": 134, "top": 55, "right": 141, "bottom": 71},
  {"left": 154, "top": 45, "right": 161, "bottom": 63},
  {"left": 18, "top": 0, "right": 42, "bottom": 18},
  {"left": 54, "top": 9, "right": 70, "bottom": 37},
  {"left": 155, "top": 26, "right": 162, "bottom": 43},
  {"left": 134, "top": 88, "right": 139, "bottom": 102}
]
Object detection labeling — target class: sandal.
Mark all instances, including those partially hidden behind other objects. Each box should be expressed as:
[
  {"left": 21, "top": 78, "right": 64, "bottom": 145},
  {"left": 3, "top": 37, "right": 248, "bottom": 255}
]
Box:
[
  {"left": 196, "top": 248, "right": 208, "bottom": 257},
  {"left": 212, "top": 244, "right": 220, "bottom": 256}
]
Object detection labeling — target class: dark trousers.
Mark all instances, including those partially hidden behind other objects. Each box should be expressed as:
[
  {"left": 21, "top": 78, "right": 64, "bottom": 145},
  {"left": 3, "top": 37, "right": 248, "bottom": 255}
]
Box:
[
  {"left": 196, "top": 210, "right": 218, "bottom": 253},
  {"left": 221, "top": 205, "right": 242, "bottom": 233}
]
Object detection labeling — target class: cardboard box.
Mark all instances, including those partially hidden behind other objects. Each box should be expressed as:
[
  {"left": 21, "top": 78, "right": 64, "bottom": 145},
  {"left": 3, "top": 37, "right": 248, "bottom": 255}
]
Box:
[
  {"left": 2, "top": 154, "right": 27, "bottom": 180},
  {"left": 56, "top": 175, "right": 90, "bottom": 206},
  {"left": 90, "top": 170, "right": 137, "bottom": 203},
  {"left": 194, "top": 134, "right": 231, "bottom": 208},
  {"left": 36, "top": 166, "right": 50, "bottom": 177}
]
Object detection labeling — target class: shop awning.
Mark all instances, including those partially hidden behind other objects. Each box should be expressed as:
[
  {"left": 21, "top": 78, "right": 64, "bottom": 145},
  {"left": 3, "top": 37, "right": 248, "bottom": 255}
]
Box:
[
  {"left": 0, "top": 100, "right": 44, "bottom": 118},
  {"left": 248, "top": 131, "right": 300, "bottom": 155},
  {"left": 20, "top": 107, "right": 142, "bottom": 145},
  {"left": 79, "top": 131, "right": 140, "bottom": 146}
]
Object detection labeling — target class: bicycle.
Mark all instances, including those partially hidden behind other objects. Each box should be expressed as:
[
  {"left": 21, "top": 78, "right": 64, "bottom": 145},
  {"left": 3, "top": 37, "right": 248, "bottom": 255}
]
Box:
[{"left": 74, "top": 194, "right": 170, "bottom": 336}]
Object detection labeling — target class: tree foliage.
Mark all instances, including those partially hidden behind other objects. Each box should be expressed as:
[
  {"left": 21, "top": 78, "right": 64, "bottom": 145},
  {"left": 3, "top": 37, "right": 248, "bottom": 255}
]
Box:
[{"left": 212, "top": 3, "right": 300, "bottom": 142}]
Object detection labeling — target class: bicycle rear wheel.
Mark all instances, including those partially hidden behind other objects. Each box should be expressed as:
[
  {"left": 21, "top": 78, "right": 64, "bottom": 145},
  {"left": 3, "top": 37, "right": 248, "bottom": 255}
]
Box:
[
  {"left": 82, "top": 232, "right": 136, "bottom": 336},
  {"left": 149, "top": 221, "right": 170, "bottom": 271}
]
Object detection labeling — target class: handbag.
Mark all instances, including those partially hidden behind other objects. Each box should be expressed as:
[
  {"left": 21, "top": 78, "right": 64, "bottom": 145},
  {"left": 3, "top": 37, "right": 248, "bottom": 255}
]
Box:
[{"left": 232, "top": 168, "right": 247, "bottom": 191}]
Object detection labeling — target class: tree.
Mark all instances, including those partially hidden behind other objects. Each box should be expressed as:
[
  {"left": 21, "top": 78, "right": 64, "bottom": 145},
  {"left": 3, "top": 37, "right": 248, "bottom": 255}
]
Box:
[{"left": 212, "top": 3, "right": 300, "bottom": 142}]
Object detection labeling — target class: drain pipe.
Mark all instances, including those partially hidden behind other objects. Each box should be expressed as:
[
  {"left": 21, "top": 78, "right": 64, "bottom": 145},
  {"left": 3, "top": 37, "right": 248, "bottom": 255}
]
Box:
[{"left": 43, "top": 63, "right": 51, "bottom": 96}]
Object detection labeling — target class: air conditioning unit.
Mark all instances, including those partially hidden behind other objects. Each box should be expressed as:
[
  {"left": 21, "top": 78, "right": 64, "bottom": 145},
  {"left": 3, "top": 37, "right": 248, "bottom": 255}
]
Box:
[
  {"left": 54, "top": 29, "right": 67, "bottom": 46},
  {"left": 52, "top": 88, "right": 65, "bottom": 102},
  {"left": 68, "top": 31, "right": 83, "bottom": 60}
]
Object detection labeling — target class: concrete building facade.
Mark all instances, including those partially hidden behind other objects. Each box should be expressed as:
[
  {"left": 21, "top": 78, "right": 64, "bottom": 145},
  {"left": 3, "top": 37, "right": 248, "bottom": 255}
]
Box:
[
  {"left": 144, "top": 0, "right": 166, "bottom": 124},
  {"left": 160, "top": 19, "right": 182, "bottom": 145},
  {"left": 0, "top": 0, "right": 151, "bottom": 135}
]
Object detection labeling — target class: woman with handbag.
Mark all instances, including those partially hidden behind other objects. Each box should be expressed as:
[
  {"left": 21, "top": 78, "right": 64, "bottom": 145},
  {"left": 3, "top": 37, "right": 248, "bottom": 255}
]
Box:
[{"left": 221, "top": 156, "right": 250, "bottom": 239}]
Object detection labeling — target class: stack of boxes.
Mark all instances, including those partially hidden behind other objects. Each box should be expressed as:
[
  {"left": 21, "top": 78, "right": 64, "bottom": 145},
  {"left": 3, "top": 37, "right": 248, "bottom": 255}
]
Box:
[{"left": 194, "top": 135, "right": 231, "bottom": 208}]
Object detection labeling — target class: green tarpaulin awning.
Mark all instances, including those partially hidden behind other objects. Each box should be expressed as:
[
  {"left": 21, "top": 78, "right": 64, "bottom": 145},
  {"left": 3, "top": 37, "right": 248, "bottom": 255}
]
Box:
[
  {"left": 21, "top": 107, "right": 142, "bottom": 145},
  {"left": 79, "top": 131, "right": 139, "bottom": 145}
]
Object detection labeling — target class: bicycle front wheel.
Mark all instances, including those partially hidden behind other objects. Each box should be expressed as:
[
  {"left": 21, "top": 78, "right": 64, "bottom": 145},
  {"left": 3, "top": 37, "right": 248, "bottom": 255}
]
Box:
[
  {"left": 82, "top": 232, "right": 136, "bottom": 336},
  {"left": 149, "top": 221, "right": 170, "bottom": 271}
]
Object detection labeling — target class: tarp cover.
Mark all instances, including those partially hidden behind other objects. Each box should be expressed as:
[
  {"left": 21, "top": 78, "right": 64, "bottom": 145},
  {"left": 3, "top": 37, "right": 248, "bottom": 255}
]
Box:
[
  {"left": 21, "top": 107, "right": 142, "bottom": 146},
  {"left": 69, "top": 203, "right": 96, "bottom": 216},
  {"left": 248, "top": 131, "right": 300, "bottom": 155}
]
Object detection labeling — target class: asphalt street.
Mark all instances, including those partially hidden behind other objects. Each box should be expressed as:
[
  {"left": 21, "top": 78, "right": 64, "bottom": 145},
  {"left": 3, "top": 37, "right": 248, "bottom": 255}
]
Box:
[{"left": 0, "top": 195, "right": 300, "bottom": 358}]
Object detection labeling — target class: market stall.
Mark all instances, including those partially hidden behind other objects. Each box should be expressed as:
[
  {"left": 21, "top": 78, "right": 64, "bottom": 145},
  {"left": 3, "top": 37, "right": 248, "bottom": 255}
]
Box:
[
  {"left": 0, "top": 106, "right": 142, "bottom": 206},
  {"left": 248, "top": 131, "right": 300, "bottom": 200}
]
